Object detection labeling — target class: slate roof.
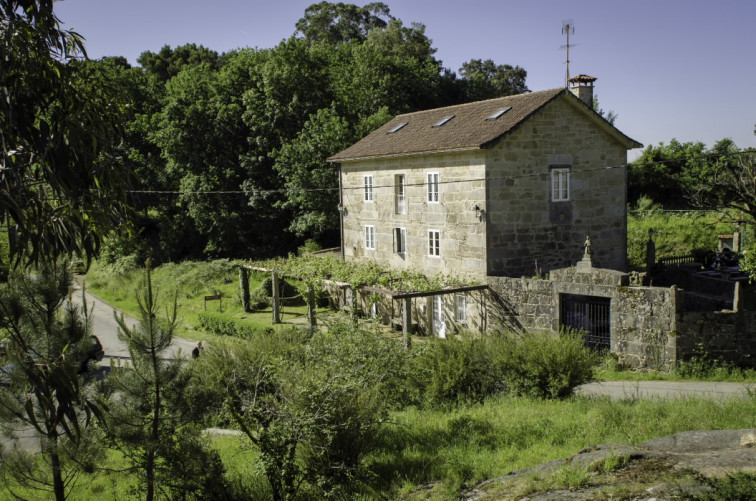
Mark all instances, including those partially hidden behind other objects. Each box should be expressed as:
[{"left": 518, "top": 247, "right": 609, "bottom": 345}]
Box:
[{"left": 328, "top": 88, "right": 641, "bottom": 162}]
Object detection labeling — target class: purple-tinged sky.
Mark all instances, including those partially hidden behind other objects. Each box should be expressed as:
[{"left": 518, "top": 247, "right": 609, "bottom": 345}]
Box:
[{"left": 56, "top": 0, "right": 756, "bottom": 159}]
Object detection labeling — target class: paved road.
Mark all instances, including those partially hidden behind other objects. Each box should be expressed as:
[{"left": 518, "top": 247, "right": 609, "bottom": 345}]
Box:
[
  {"left": 69, "top": 283, "right": 198, "bottom": 365},
  {"left": 577, "top": 380, "right": 756, "bottom": 400}
]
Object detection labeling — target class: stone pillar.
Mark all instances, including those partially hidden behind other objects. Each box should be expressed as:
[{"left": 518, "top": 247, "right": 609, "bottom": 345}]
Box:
[
  {"left": 646, "top": 228, "right": 656, "bottom": 277},
  {"left": 307, "top": 285, "right": 317, "bottom": 328},
  {"left": 239, "top": 267, "right": 250, "bottom": 313},
  {"left": 271, "top": 272, "right": 281, "bottom": 324}
]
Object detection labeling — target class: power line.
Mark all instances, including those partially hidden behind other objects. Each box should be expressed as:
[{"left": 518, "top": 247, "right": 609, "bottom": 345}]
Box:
[{"left": 124, "top": 148, "right": 755, "bottom": 197}]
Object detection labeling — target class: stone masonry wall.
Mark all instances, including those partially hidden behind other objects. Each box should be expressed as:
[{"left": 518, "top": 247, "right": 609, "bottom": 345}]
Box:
[
  {"left": 340, "top": 151, "right": 487, "bottom": 280},
  {"left": 486, "top": 96, "right": 629, "bottom": 276},
  {"left": 677, "top": 310, "right": 756, "bottom": 366},
  {"left": 488, "top": 265, "right": 680, "bottom": 370}
]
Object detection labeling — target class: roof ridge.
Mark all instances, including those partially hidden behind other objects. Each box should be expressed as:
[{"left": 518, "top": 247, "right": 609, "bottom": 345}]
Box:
[{"left": 393, "top": 88, "right": 566, "bottom": 119}]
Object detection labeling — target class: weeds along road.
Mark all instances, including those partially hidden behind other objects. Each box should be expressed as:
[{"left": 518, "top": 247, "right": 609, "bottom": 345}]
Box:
[{"left": 69, "top": 282, "right": 198, "bottom": 367}]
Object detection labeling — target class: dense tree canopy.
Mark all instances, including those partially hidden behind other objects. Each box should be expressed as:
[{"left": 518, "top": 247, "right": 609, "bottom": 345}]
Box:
[
  {"left": 628, "top": 139, "right": 710, "bottom": 208},
  {"left": 76, "top": 2, "right": 533, "bottom": 263},
  {"left": 458, "top": 58, "right": 529, "bottom": 100},
  {"left": 296, "top": 1, "right": 393, "bottom": 43},
  {"left": 136, "top": 43, "right": 220, "bottom": 82}
]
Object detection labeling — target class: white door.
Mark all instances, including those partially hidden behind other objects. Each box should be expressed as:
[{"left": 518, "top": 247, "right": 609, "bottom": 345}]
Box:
[{"left": 432, "top": 296, "right": 446, "bottom": 338}]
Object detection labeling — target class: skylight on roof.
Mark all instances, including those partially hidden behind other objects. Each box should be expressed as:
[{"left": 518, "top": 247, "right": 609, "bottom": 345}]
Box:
[
  {"left": 486, "top": 107, "right": 512, "bottom": 120},
  {"left": 432, "top": 115, "right": 455, "bottom": 127},
  {"left": 388, "top": 122, "right": 408, "bottom": 133}
]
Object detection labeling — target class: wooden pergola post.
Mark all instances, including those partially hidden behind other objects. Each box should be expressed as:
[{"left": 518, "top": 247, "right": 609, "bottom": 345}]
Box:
[
  {"left": 307, "top": 285, "right": 317, "bottom": 328},
  {"left": 271, "top": 271, "right": 281, "bottom": 324},
  {"left": 239, "top": 267, "right": 251, "bottom": 313},
  {"left": 401, "top": 297, "right": 412, "bottom": 350}
]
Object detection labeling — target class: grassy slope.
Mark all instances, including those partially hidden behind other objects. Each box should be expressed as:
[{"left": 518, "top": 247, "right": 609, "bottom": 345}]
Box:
[{"left": 83, "top": 259, "right": 313, "bottom": 341}]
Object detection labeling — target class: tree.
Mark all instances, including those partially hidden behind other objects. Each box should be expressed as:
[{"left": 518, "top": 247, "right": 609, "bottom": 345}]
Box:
[
  {"left": 0, "top": 0, "right": 129, "bottom": 268},
  {"left": 0, "top": 267, "right": 104, "bottom": 500},
  {"left": 296, "top": 1, "right": 393, "bottom": 44},
  {"left": 137, "top": 43, "right": 219, "bottom": 82},
  {"left": 104, "top": 262, "right": 226, "bottom": 500},
  {"left": 458, "top": 58, "right": 529, "bottom": 101},
  {"left": 686, "top": 144, "right": 756, "bottom": 223},
  {"left": 592, "top": 94, "right": 617, "bottom": 125},
  {"left": 628, "top": 139, "right": 709, "bottom": 208}
]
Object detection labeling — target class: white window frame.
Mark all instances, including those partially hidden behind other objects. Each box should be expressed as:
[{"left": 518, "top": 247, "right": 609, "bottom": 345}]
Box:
[
  {"left": 428, "top": 229, "right": 441, "bottom": 257},
  {"left": 365, "top": 225, "right": 375, "bottom": 250},
  {"left": 456, "top": 294, "right": 467, "bottom": 323},
  {"left": 395, "top": 174, "right": 406, "bottom": 214},
  {"left": 427, "top": 172, "right": 440, "bottom": 203},
  {"left": 393, "top": 227, "right": 407, "bottom": 255},
  {"left": 364, "top": 174, "right": 374, "bottom": 202},
  {"left": 551, "top": 167, "right": 571, "bottom": 202}
]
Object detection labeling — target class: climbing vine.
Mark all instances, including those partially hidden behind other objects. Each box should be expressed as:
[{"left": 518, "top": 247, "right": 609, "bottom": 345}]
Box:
[{"left": 243, "top": 255, "right": 474, "bottom": 292}]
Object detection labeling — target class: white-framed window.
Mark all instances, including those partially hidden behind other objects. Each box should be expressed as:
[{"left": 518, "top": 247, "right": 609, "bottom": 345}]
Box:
[
  {"left": 427, "top": 172, "right": 439, "bottom": 203},
  {"left": 394, "top": 174, "right": 406, "bottom": 214},
  {"left": 364, "top": 174, "right": 374, "bottom": 202},
  {"left": 365, "top": 225, "right": 375, "bottom": 250},
  {"left": 393, "top": 227, "right": 407, "bottom": 254},
  {"left": 456, "top": 294, "right": 467, "bottom": 323},
  {"left": 551, "top": 167, "right": 571, "bottom": 202},
  {"left": 428, "top": 229, "right": 440, "bottom": 257}
]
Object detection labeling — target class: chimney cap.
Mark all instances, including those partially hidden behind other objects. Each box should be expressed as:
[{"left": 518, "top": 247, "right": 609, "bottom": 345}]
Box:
[{"left": 568, "top": 74, "right": 597, "bottom": 84}]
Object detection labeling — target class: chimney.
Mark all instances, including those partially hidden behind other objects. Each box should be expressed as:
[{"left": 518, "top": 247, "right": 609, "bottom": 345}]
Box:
[{"left": 568, "top": 74, "right": 596, "bottom": 107}]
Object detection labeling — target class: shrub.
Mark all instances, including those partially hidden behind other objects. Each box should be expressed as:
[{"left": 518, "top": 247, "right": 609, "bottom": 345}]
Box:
[
  {"left": 193, "top": 322, "right": 406, "bottom": 499},
  {"left": 197, "top": 312, "right": 271, "bottom": 339},
  {"left": 676, "top": 352, "right": 756, "bottom": 381},
  {"left": 685, "top": 472, "right": 756, "bottom": 500},
  {"left": 492, "top": 330, "right": 598, "bottom": 399},
  {"left": 409, "top": 335, "right": 504, "bottom": 407}
]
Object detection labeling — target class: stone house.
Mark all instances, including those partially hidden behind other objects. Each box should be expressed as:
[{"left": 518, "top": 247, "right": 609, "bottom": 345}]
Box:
[
  {"left": 327, "top": 78, "right": 645, "bottom": 339},
  {"left": 328, "top": 78, "right": 642, "bottom": 283}
]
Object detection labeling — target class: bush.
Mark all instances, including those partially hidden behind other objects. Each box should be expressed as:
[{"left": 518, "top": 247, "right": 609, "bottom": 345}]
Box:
[
  {"left": 685, "top": 472, "right": 756, "bottom": 500},
  {"left": 410, "top": 335, "right": 505, "bottom": 407},
  {"left": 492, "top": 330, "right": 597, "bottom": 399},
  {"left": 676, "top": 352, "right": 756, "bottom": 381},
  {"left": 193, "top": 322, "right": 407, "bottom": 499},
  {"left": 197, "top": 312, "right": 271, "bottom": 339}
]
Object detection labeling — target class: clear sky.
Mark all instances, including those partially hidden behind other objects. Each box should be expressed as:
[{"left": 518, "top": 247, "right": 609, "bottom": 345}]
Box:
[{"left": 55, "top": 0, "right": 756, "bottom": 159}]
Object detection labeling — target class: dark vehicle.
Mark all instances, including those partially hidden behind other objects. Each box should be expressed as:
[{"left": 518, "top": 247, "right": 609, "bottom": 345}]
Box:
[{"left": 79, "top": 335, "right": 104, "bottom": 374}]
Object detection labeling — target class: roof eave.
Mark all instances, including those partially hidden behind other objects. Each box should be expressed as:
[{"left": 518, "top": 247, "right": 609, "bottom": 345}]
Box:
[{"left": 328, "top": 146, "right": 482, "bottom": 163}]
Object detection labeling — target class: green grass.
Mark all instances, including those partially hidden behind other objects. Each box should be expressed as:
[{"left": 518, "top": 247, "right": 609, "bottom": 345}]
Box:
[
  {"left": 82, "top": 259, "right": 318, "bottom": 341},
  {"left": 2, "top": 394, "right": 754, "bottom": 499},
  {"left": 379, "top": 394, "right": 756, "bottom": 498},
  {"left": 596, "top": 353, "right": 756, "bottom": 383}
]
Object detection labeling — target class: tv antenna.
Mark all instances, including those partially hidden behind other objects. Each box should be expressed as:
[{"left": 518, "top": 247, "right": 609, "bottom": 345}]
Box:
[{"left": 561, "top": 20, "right": 576, "bottom": 86}]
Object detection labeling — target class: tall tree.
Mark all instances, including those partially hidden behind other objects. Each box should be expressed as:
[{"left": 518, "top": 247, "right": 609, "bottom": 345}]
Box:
[
  {"left": 458, "top": 58, "right": 528, "bottom": 101},
  {"left": 296, "top": 1, "right": 393, "bottom": 43},
  {"left": 0, "top": 267, "right": 104, "bottom": 500},
  {"left": 0, "top": 0, "right": 129, "bottom": 267}
]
